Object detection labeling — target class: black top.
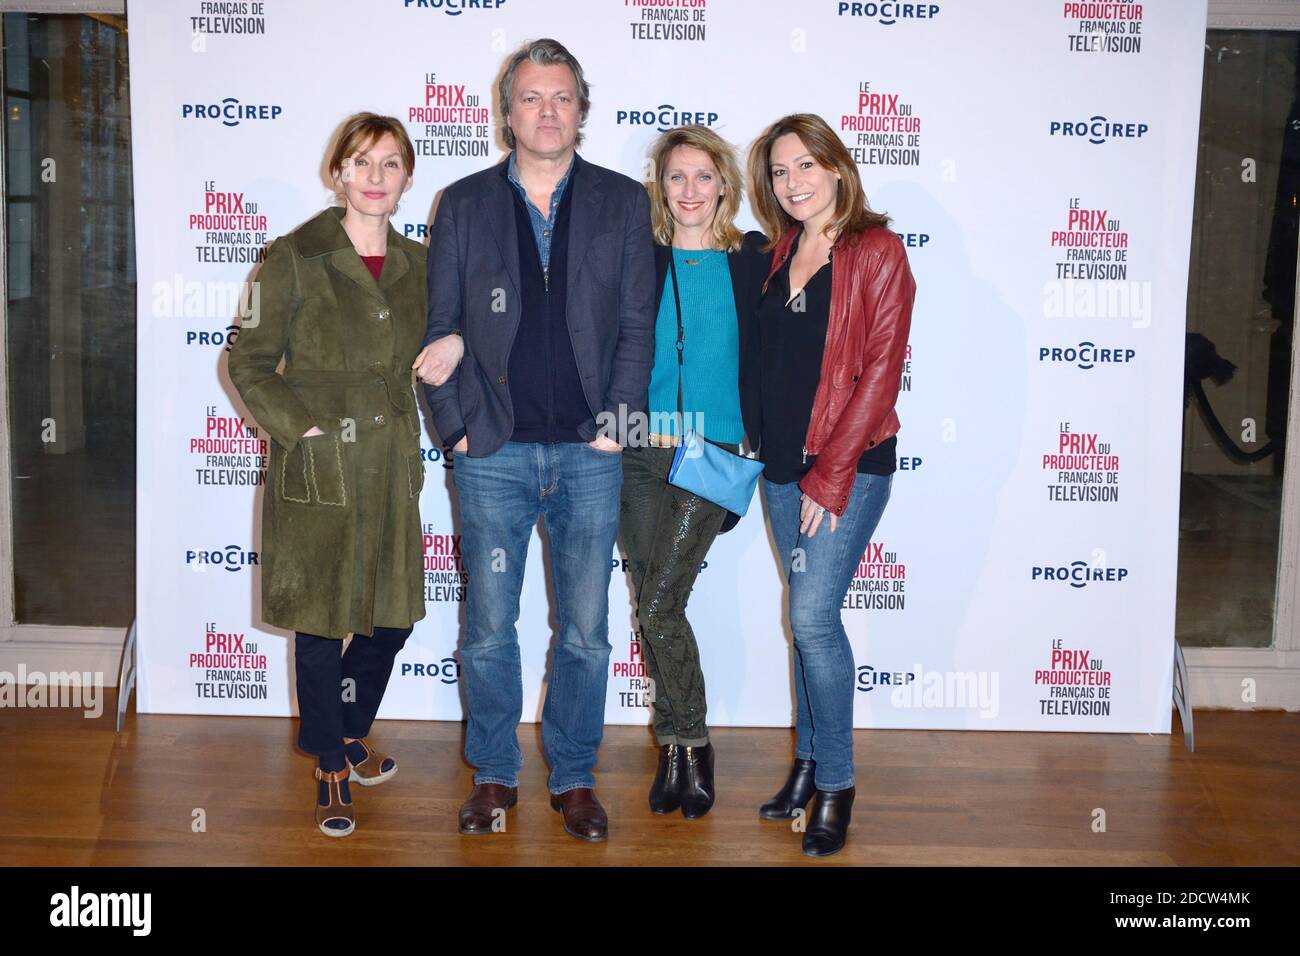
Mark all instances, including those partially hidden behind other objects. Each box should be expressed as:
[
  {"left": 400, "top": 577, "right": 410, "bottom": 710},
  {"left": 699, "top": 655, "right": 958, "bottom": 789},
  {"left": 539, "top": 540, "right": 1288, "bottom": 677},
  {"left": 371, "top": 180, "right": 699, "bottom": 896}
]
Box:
[{"left": 757, "top": 231, "right": 897, "bottom": 485}]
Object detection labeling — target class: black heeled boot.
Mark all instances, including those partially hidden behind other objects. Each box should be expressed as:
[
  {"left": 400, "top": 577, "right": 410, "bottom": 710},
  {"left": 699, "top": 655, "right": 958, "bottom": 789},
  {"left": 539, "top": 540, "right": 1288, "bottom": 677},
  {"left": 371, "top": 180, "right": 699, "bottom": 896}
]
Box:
[
  {"left": 679, "top": 743, "right": 715, "bottom": 819},
  {"left": 648, "top": 744, "right": 685, "bottom": 814},
  {"left": 759, "top": 757, "right": 817, "bottom": 819},
  {"left": 802, "top": 786, "right": 855, "bottom": 857}
]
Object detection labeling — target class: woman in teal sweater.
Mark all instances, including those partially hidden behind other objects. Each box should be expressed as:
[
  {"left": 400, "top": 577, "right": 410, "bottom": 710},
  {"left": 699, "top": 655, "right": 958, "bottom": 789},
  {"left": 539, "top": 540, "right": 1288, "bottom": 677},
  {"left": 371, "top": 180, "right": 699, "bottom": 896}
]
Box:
[{"left": 620, "top": 125, "right": 769, "bottom": 820}]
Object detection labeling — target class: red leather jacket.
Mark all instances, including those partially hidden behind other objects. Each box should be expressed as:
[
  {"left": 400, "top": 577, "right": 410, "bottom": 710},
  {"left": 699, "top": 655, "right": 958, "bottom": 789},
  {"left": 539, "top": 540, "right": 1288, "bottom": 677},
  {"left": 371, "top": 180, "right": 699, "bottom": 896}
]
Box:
[{"left": 760, "top": 224, "right": 916, "bottom": 516}]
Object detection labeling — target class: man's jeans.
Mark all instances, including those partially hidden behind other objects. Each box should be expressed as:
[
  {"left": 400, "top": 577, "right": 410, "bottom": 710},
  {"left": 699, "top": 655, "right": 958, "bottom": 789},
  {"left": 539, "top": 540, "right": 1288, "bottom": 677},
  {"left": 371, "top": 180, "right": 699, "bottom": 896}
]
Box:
[
  {"left": 764, "top": 472, "right": 892, "bottom": 791},
  {"left": 452, "top": 440, "right": 622, "bottom": 794}
]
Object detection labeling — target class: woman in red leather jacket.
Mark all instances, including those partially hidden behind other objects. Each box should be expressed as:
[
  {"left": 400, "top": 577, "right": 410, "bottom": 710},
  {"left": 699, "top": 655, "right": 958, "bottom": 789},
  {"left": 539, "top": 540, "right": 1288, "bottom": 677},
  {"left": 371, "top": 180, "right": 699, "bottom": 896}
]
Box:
[{"left": 745, "top": 113, "right": 916, "bottom": 857}]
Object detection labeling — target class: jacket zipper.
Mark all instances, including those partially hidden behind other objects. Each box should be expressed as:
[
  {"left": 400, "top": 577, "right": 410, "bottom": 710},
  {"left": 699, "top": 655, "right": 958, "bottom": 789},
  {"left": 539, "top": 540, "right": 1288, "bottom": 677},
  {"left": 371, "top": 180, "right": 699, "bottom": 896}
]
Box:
[
  {"left": 802, "top": 239, "right": 838, "bottom": 467},
  {"left": 544, "top": 263, "right": 554, "bottom": 440}
]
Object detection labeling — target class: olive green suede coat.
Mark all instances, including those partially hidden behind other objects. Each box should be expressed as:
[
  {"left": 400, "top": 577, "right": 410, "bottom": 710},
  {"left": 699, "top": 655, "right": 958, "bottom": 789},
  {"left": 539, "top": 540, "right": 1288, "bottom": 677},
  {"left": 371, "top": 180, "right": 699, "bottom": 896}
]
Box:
[{"left": 228, "top": 206, "right": 428, "bottom": 639}]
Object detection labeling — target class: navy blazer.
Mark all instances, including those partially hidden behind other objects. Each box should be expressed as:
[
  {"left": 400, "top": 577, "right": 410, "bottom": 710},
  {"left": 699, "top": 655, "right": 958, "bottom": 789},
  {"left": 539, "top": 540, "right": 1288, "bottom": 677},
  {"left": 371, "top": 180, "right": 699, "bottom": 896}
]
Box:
[
  {"left": 422, "top": 151, "right": 657, "bottom": 456},
  {"left": 651, "top": 230, "right": 771, "bottom": 452}
]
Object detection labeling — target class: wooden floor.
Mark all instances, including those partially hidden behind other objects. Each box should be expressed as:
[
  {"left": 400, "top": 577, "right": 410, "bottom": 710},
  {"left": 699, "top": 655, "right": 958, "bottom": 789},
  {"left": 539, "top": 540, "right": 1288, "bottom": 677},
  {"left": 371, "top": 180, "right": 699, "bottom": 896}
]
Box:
[{"left": 2, "top": 695, "right": 1297, "bottom": 866}]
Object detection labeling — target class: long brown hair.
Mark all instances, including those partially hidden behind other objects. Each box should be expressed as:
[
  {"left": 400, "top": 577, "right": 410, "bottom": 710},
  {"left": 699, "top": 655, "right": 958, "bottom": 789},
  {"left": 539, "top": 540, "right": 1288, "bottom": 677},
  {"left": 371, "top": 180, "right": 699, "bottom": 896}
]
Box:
[
  {"left": 645, "top": 125, "right": 745, "bottom": 252},
  {"left": 747, "top": 113, "right": 889, "bottom": 252}
]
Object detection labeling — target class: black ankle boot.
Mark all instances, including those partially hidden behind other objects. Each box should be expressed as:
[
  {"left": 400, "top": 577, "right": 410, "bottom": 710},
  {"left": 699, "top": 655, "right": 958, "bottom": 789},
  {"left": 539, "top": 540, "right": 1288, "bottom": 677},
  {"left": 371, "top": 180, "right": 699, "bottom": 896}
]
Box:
[
  {"left": 802, "top": 786, "right": 855, "bottom": 857},
  {"left": 648, "top": 744, "right": 685, "bottom": 814},
  {"left": 679, "top": 743, "right": 715, "bottom": 819},
  {"left": 759, "top": 757, "right": 817, "bottom": 819}
]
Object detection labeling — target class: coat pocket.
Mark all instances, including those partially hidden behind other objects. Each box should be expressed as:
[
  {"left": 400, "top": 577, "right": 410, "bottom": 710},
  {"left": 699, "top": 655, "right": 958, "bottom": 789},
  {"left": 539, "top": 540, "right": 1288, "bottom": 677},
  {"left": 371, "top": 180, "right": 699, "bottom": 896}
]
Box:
[
  {"left": 278, "top": 440, "right": 312, "bottom": 503},
  {"left": 280, "top": 434, "right": 347, "bottom": 507},
  {"left": 400, "top": 409, "right": 425, "bottom": 499},
  {"left": 825, "top": 363, "right": 861, "bottom": 419},
  {"left": 406, "top": 451, "right": 426, "bottom": 499}
]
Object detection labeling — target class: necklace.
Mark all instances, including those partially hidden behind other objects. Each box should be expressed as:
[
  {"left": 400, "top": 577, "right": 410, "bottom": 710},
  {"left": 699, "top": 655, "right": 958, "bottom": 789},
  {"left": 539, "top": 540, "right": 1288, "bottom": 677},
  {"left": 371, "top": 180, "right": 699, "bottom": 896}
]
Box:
[{"left": 677, "top": 247, "right": 718, "bottom": 266}]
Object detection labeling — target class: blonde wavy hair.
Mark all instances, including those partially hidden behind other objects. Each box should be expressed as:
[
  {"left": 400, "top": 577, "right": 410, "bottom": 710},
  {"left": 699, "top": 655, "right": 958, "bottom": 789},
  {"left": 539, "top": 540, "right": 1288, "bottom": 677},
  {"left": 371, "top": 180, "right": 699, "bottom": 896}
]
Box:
[{"left": 646, "top": 125, "right": 745, "bottom": 252}]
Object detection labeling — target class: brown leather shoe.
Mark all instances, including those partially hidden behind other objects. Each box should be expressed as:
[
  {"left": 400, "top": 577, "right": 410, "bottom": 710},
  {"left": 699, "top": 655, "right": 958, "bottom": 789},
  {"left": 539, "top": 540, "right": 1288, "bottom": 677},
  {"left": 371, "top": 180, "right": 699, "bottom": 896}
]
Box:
[
  {"left": 549, "top": 788, "right": 608, "bottom": 842},
  {"left": 458, "top": 783, "right": 517, "bottom": 835}
]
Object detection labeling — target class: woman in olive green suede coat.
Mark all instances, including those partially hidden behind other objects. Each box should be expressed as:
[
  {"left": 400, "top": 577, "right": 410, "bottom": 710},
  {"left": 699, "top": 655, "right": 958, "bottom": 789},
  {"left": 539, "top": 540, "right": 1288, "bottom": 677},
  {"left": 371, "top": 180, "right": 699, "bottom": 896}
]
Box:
[
  {"left": 229, "top": 156, "right": 428, "bottom": 642},
  {"left": 228, "top": 113, "right": 459, "bottom": 837}
]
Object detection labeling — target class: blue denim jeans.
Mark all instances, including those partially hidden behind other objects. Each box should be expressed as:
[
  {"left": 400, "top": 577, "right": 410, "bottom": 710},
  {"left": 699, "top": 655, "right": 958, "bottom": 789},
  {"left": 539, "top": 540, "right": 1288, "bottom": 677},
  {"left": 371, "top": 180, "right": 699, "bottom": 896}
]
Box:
[
  {"left": 764, "top": 472, "right": 892, "bottom": 791},
  {"left": 452, "top": 440, "right": 622, "bottom": 794}
]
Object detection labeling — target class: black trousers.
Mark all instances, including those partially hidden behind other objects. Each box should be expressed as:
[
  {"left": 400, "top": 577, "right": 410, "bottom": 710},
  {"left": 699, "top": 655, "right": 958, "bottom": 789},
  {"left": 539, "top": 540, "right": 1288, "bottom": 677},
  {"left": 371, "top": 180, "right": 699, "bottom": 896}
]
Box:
[{"left": 294, "top": 625, "right": 412, "bottom": 761}]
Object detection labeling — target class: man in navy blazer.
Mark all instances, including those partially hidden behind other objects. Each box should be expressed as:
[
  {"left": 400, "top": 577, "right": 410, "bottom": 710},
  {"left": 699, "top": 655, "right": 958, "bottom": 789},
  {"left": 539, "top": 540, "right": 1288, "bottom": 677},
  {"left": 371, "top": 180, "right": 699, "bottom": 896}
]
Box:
[{"left": 420, "top": 37, "right": 655, "bottom": 842}]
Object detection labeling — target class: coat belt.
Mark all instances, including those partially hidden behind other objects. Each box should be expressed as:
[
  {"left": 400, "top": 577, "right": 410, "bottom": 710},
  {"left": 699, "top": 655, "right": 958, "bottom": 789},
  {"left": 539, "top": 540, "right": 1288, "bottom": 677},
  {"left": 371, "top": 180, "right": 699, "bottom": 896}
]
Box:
[{"left": 283, "top": 362, "right": 415, "bottom": 413}]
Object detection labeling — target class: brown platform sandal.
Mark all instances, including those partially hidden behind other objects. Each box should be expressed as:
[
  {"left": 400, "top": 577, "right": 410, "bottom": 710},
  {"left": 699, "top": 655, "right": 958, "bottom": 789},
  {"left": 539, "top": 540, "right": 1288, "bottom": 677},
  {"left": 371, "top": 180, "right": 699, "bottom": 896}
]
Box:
[
  {"left": 315, "top": 766, "right": 355, "bottom": 837},
  {"left": 345, "top": 737, "right": 397, "bottom": 787}
]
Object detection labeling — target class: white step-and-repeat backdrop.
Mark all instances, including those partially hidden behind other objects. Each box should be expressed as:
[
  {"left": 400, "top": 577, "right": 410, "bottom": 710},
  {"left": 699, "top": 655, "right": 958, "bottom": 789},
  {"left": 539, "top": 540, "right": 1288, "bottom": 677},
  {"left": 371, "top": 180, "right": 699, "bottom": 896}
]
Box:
[{"left": 130, "top": 0, "right": 1206, "bottom": 734}]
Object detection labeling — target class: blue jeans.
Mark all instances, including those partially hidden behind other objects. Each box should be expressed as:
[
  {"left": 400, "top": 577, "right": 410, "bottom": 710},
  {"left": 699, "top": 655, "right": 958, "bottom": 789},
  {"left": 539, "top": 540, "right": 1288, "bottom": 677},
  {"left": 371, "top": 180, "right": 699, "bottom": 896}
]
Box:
[
  {"left": 452, "top": 440, "right": 622, "bottom": 794},
  {"left": 764, "top": 472, "right": 892, "bottom": 791}
]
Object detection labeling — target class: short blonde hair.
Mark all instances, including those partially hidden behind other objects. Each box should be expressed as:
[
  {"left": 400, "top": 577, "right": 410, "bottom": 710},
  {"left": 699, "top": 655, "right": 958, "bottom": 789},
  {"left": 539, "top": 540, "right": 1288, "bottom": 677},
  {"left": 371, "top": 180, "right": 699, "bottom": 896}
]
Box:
[
  {"left": 646, "top": 125, "right": 745, "bottom": 252},
  {"left": 328, "top": 112, "right": 416, "bottom": 180}
]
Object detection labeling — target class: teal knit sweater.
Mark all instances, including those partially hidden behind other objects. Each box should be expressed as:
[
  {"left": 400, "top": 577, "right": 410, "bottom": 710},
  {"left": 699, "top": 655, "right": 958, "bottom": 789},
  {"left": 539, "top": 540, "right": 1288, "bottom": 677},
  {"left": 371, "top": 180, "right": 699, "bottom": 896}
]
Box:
[{"left": 646, "top": 248, "right": 744, "bottom": 444}]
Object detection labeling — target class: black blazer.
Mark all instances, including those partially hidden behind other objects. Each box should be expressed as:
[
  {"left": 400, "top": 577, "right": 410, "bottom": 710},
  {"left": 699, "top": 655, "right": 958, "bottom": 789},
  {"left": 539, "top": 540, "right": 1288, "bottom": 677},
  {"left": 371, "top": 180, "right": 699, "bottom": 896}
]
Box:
[
  {"left": 652, "top": 230, "right": 771, "bottom": 452},
  {"left": 422, "top": 151, "right": 657, "bottom": 457}
]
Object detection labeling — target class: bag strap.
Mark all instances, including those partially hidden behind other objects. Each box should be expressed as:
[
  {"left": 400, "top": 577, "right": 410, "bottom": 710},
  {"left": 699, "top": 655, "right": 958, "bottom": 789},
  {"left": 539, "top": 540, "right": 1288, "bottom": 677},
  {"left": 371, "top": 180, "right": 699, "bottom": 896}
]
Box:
[{"left": 667, "top": 250, "right": 685, "bottom": 436}]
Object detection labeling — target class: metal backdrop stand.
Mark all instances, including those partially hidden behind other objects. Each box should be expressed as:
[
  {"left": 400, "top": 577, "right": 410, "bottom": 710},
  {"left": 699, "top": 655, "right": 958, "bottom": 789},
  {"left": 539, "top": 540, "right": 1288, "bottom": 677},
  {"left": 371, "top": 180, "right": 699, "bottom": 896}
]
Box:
[
  {"left": 1172, "top": 640, "right": 1194, "bottom": 752},
  {"left": 116, "top": 618, "right": 137, "bottom": 733}
]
